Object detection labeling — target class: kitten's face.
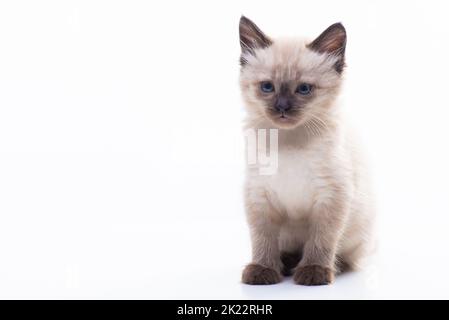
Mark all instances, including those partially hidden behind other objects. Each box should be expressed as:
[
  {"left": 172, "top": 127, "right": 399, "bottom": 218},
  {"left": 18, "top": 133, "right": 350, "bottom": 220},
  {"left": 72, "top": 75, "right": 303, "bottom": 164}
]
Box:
[{"left": 239, "top": 17, "right": 346, "bottom": 129}]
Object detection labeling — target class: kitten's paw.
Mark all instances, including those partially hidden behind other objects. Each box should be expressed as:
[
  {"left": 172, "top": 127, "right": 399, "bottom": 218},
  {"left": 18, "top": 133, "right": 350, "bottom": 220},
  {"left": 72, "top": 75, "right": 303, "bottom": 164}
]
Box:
[
  {"left": 293, "top": 265, "right": 334, "bottom": 286},
  {"left": 242, "top": 263, "right": 282, "bottom": 285}
]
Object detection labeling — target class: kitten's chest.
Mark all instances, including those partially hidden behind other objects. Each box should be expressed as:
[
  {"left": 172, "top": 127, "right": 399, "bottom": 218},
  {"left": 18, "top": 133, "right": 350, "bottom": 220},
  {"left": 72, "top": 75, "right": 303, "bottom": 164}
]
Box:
[{"left": 265, "top": 147, "right": 323, "bottom": 217}]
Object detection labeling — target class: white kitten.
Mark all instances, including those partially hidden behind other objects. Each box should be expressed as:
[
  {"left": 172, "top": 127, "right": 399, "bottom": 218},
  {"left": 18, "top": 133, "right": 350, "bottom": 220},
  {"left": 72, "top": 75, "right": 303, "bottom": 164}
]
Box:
[{"left": 239, "top": 16, "right": 374, "bottom": 285}]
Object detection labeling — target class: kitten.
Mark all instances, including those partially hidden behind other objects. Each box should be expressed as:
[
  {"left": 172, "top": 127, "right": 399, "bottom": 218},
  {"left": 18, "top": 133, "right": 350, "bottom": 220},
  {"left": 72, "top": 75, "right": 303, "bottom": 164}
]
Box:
[{"left": 239, "top": 16, "right": 374, "bottom": 285}]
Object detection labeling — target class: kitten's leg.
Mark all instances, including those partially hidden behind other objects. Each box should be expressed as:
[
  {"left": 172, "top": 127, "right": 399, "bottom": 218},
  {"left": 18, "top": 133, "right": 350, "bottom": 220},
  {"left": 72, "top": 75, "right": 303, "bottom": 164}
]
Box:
[
  {"left": 336, "top": 241, "right": 367, "bottom": 273},
  {"left": 293, "top": 201, "right": 348, "bottom": 286},
  {"left": 242, "top": 190, "right": 283, "bottom": 285},
  {"left": 335, "top": 255, "right": 353, "bottom": 273}
]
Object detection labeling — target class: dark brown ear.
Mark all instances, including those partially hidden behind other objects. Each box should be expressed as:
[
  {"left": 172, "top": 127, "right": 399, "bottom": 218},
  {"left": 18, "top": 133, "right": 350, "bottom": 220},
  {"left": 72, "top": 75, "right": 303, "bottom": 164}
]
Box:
[
  {"left": 239, "top": 16, "right": 272, "bottom": 65},
  {"left": 308, "top": 23, "right": 347, "bottom": 73}
]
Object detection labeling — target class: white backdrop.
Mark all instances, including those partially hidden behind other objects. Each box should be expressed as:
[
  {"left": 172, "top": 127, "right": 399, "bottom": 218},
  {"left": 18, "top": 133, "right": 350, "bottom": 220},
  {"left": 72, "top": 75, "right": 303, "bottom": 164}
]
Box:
[{"left": 1, "top": 0, "right": 449, "bottom": 299}]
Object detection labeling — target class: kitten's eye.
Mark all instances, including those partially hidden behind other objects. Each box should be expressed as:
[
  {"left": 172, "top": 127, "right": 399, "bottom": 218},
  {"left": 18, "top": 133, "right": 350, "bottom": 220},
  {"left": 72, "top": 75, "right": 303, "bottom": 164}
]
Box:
[
  {"left": 260, "top": 81, "right": 274, "bottom": 93},
  {"left": 296, "top": 83, "right": 312, "bottom": 95}
]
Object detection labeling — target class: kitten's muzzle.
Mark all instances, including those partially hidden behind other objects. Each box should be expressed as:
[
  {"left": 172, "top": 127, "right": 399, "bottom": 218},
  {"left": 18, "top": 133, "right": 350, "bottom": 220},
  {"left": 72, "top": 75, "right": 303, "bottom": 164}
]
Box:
[{"left": 274, "top": 96, "right": 292, "bottom": 113}]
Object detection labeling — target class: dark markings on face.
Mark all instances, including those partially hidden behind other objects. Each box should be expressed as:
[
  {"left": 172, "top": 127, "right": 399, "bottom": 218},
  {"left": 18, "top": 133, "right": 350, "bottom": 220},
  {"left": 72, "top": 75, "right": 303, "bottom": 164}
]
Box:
[
  {"left": 257, "top": 81, "right": 315, "bottom": 119},
  {"left": 307, "top": 22, "right": 347, "bottom": 74}
]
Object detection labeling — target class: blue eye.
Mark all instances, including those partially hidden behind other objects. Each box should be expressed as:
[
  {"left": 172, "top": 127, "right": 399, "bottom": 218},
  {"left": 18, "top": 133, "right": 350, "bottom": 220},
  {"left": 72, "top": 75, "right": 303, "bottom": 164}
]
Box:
[
  {"left": 296, "top": 83, "right": 312, "bottom": 95},
  {"left": 260, "top": 81, "right": 274, "bottom": 93}
]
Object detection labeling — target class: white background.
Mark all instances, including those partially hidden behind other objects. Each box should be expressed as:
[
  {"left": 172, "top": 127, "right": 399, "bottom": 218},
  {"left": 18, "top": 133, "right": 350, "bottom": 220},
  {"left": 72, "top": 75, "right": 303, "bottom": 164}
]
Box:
[{"left": 1, "top": 0, "right": 449, "bottom": 299}]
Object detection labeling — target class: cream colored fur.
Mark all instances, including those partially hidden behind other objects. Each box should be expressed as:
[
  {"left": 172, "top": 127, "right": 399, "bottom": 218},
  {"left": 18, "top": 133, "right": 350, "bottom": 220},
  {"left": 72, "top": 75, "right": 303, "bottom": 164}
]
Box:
[{"left": 241, "top": 33, "right": 374, "bottom": 283}]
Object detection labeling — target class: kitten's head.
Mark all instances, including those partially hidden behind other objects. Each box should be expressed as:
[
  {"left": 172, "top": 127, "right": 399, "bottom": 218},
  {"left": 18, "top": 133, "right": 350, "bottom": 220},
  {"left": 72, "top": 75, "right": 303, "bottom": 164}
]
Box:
[{"left": 239, "top": 16, "right": 346, "bottom": 129}]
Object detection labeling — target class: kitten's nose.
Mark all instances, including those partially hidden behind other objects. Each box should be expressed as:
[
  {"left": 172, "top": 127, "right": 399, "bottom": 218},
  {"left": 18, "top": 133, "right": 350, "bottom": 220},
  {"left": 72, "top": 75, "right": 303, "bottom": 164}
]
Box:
[{"left": 275, "top": 97, "right": 292, "bottom": 112}]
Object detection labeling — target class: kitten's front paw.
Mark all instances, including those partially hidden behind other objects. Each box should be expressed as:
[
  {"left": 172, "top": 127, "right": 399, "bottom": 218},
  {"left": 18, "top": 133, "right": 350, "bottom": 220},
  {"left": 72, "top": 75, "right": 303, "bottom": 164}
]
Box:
[
  {"left": 242, "top": 263, "right": 282, "bottom": 285},
  {"left": 293, "top": 265, "right": 334, "bottom": 286}
]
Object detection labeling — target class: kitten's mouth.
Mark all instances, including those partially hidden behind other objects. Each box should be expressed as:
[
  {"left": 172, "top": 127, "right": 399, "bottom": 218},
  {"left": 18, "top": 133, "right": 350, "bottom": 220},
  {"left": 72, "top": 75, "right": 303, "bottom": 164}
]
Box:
[
  {"left": 271, "top": 113, "right": 299, "bottom": 127},
  {"left": 265, "top": 109, "right": 301, "bottom": 128},
  {"left": 277, "top": 112, "right": 295, "bottom": 122}
]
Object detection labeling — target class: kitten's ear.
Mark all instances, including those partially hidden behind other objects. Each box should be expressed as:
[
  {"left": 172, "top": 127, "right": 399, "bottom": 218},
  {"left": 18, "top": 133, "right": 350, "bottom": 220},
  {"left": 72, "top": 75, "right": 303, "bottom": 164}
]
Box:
[
  {"left": 239, "top": 16, "right": 272, "bottom": 65},
  {"left": 308, "top": 23, "right": 347, "bottom": 73}
]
